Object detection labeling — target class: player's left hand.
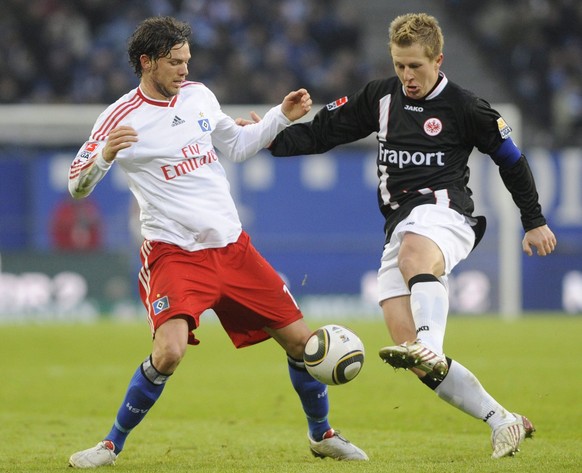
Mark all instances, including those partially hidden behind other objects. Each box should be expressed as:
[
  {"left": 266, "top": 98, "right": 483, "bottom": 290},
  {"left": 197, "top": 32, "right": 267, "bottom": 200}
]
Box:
[
  {"left": 522, "top": 224, "right": 557, "bottom": 256},
  {"left": 281, "top": 88, "right": 312, "bottom": 122}
]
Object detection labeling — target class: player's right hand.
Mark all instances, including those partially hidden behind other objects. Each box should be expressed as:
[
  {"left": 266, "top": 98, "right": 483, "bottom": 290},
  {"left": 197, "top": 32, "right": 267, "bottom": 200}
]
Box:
[{"left": 103, "top": 125, "right": 138, "bottom": 162}]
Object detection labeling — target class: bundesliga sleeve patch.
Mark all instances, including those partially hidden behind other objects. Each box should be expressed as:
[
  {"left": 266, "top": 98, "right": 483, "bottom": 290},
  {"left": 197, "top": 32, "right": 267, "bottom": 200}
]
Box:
[
  {"left": 75, "top": 141, "right": 99, "bottom": 162},
  {"left": 84, "top": 142, "right": 98, "bottom": 152},
  {"left": 497, "top": 117, "right": 512, "bottom": 139},
  {"left": 326, "top": 96, "right": 348, "bottom": 111},
  {"left": 69, "top": 141, "right": 100, "bottom": 179}
]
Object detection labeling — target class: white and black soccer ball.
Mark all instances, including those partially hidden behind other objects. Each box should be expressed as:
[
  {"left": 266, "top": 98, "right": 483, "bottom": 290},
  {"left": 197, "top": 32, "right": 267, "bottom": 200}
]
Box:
[{"left": 303, "top": 324, "right": 365, "bottom": 385}]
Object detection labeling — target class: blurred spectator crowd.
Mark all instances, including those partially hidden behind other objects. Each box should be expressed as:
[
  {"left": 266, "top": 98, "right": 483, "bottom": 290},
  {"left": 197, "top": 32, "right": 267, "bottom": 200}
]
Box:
[
  {"left": 1, "top": 0, "right": 581, "bottom": 146},
  {"left": 0, "top": 0, "right": 367, "bottom": 106},
  {"left": 444, "top": 0, "right": 582, "bottom": 146}
]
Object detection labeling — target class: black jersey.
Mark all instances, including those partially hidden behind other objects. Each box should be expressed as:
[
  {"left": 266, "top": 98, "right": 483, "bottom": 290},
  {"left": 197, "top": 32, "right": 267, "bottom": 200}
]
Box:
[{"left": 270, "top": 73, "right": 546, "bottom": 241}]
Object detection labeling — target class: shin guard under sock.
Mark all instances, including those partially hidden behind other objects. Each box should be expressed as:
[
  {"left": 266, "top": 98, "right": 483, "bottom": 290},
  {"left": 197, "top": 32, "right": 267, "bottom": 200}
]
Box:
[
  {"left": 105, "top": 356, "right": 170, "bottom": 453},
  {"left": 287, "top": 355, "right": 331, "bottom": 440}
]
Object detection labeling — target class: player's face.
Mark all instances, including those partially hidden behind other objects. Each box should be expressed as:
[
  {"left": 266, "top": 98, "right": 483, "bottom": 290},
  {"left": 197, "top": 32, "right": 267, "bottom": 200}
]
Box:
[
  {"left": 141, "top": 42, "right": 190, "bottom": 100},
  {"left": 390, "top": 43, "right": 443, "bottom": 100}
]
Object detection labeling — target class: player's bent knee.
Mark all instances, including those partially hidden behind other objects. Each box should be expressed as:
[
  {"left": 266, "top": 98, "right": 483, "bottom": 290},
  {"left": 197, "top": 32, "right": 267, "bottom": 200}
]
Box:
[{"left": 152, "top": 343, "right": 186, "bottom": 374}]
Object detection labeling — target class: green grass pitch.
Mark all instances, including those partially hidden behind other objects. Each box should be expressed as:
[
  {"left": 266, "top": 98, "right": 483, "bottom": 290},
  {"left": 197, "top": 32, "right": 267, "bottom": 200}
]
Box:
[{"left": 1, "top": 314, "right": 581, "bottom": 472}]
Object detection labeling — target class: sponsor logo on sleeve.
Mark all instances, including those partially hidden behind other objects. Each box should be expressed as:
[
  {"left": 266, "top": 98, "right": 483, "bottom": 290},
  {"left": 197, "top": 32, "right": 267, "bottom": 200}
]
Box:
[
  {"left": 326, "top": 96, "right": 348, "bottom": 111},
  {"left": 497, "top": 117, "right": 512, "bottom": 139}
]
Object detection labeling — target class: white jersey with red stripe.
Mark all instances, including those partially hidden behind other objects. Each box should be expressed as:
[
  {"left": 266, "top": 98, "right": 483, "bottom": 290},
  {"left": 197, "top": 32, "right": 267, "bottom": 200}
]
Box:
[{"left": 69, "top": 81, "right": 290, "bottom": 251}]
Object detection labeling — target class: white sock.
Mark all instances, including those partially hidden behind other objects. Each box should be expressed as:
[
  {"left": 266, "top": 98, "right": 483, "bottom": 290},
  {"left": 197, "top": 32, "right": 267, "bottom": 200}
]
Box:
[
  {"left": 434, "top": 360, "right": 517, "bottom": 430},
  {"left": 410, "top": 279, "right": 448, "bottom": 355}
]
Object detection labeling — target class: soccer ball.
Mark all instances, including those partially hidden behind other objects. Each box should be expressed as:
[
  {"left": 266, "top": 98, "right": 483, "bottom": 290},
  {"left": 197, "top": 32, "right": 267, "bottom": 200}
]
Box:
[{"left": 303, "top": 324, "right": 365, "bottom": 385}]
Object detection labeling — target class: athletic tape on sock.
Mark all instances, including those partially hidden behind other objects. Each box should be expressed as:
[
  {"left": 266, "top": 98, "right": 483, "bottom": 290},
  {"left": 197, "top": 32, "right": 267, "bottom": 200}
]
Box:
[
  {"left": 408, "top": 273, "right": 440, "bottom": 291},
  {"left": 141, "top": 355, "right": 171, "bottom": 385},
  {"left": 287, "top": 354, "right": 306, "bottom": 370},
  {"left": 419, "top": 356, "right": 453, "bottom": 390}
]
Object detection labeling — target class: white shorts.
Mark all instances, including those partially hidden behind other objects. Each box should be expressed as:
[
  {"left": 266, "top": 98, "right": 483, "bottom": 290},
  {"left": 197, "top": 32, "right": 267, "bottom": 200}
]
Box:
[{"left": 377, "top": 205, "right": 476, "bottom": 303}]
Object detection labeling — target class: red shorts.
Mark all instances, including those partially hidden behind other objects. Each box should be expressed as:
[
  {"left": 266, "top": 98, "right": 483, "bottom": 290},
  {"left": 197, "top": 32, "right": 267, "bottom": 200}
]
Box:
[{"left": 138, "top": 231, "right": 303, "bottom": 348}]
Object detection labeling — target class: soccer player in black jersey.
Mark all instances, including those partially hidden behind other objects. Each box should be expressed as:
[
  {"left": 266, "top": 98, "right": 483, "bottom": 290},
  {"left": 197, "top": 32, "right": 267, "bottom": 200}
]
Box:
[{"left": 268, "top": 13, "right": 557, "bottom": 459}]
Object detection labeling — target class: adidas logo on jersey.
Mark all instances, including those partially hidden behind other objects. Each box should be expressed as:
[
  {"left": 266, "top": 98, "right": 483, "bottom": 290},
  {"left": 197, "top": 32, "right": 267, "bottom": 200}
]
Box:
[{"left": 171, "top": 116, "right": 185, "bottom": 127}]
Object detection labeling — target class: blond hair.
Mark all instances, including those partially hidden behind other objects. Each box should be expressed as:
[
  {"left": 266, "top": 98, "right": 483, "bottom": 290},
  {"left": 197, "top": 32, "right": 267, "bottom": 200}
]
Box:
[{"left": 389, "top": 13, "right": 444, "bottom": 60}]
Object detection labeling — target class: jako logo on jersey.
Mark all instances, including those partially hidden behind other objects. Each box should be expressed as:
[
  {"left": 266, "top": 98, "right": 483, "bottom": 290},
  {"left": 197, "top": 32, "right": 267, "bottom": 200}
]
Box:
[
  {"left": 424, "top": 118, "right": 442, "bottom": 136},
  {"left": 198, "top": 118, "right": 211, "bottom": 132},
  {"left": 326, "top": 96, "right": 348, "bottom": 111},
  {"left": 152, "top": 295, "right": 170, "bottom": 315},
  {"left": 379, "top": 144, "right": 445, "bottom": 168},
  {"left": 497, "top": 117, "right": 512, "bottom": 139},
  {"left": 404, "top": 104, "right": 424, "bottom": 112}
]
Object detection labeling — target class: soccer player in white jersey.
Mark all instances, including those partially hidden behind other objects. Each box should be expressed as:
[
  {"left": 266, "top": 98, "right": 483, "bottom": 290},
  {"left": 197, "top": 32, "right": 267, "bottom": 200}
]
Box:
[
  {"left": 268, "top": 13, "right": 557, "bottom": 459},
  {"left": 67, "top": 16, "right": 367, "bottom": 468}
]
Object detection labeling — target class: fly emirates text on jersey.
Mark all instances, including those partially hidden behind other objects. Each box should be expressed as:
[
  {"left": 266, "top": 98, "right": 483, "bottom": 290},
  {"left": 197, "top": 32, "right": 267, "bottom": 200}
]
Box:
[{"left": 161, "top": 146, "right": 219, "bottom": 181}]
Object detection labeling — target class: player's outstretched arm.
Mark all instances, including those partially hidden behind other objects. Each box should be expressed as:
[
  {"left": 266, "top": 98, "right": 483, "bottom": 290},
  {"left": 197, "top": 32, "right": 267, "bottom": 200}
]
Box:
[
  {"left": 522, "top": 224, "right": 557, "bottom": 256},
  {"left": 216, "top": 88, "right": 311, "bottom": 162}
]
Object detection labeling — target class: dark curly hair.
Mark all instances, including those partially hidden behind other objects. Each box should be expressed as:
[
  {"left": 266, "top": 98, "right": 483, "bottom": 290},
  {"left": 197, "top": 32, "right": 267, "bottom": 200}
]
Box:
[{"left": 128, "top": 17, "right": 192, "bottom": 77}]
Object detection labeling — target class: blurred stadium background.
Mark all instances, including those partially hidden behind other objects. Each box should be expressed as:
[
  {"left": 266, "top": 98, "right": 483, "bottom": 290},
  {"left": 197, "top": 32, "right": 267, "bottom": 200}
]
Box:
[{"left": 1, "top": 0, "right": 581, "bottom": 323}]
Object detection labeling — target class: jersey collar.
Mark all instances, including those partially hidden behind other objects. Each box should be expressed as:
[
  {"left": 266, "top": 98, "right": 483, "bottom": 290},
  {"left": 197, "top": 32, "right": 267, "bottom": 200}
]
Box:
[
  {"left": 400, "top": 71, "right": 448, "bottom": 102},
  {"left": 137, "top": 87, "right": 178, "bottom": 107},
  {"left": 425, "top": 72, "right": 448, "bottom": 100}
]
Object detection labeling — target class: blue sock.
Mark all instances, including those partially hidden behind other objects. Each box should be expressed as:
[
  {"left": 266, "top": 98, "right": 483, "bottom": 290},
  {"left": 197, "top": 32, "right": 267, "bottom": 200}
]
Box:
[
  {"left": 287, "top": 356, "right": 331, "bottom": 441},
  {"left": 105, "top": 356, "right": 169, "bottom": 453}
]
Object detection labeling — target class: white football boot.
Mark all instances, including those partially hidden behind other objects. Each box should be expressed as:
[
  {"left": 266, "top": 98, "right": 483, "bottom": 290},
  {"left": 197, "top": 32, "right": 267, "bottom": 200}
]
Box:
[
  {"left": 491, "top": 414, "right": 535, "bottom": 459},
  {"left": 69, "top": 440, "right": 117, "bottom": 468},
  {"left": 379, "top": 339, "right": 448, "bottom": 381},
  {"left": 308, "top": 429, "right": 368, "bottom": 461}
]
